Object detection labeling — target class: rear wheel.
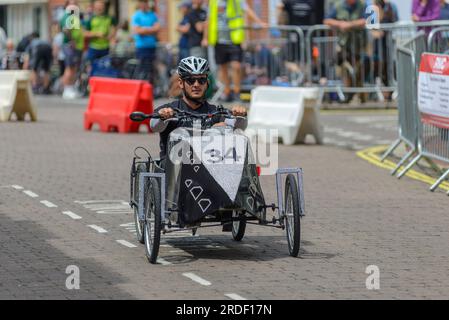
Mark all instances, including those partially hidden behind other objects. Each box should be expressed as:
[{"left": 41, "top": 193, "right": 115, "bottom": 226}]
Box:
[
  {"left": 133, "top": 164, "right": 146, "bottom": 244},
  {"left": 232, "top": 211, "right": 246, "bottom": 241},
  {"left": 144, "top": 178, "right": 162, "bottom": 264},
  {"left": 285, "top": 174, "right": 301, "bottom": 257}
]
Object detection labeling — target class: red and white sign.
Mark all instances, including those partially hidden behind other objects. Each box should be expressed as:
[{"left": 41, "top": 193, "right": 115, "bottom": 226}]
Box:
[{"left": 418, "top": 53, "right": 449, "bottom": 128}]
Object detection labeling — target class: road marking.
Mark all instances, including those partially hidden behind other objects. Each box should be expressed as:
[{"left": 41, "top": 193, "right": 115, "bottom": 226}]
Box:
[
  {"left": 225, "top": 293, "right": 247, "bottom": 300},
  {"left": 62, "top": 211, "right": 82, "bottom": 220},
  {"left": 182, "top": 273, "right": 212, "bottom": 286},
  {"left": 120, "top": 222, "right": 137, "bottom": 234},
  {"left": 349, "top": 115, "right": 396, "bottom": 124},
  {"left": 87, "top": 225, "right": 108, "bottom": 234},
  {"left": 75, "top": 200, "right": 132, "bottom": 215},
  {"left": 116, "top": 240, "right": 137, "bottom": 248},
  {"left": 157, "top": 258, "right": 172, "bottom": 266},
  {"left": 12, "top": 185, "right": 24, "bottom": 190},
  {"left": 357, "top": 145, "right": 449, "bottom": 191},
  {"left": 40, "top": 200, "right": 58, "bottom": 208},
  {"left": 23, "top": 190, "right": 38, "bottom": 198}
]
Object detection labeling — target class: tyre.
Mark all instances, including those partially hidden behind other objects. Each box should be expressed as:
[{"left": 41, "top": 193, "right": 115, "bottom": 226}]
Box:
[
  {"left": 232, "top": 210, "right": 246, "bottom": 241},
  {"left": 284, "top": 174, "right": 301, "bottom": 257},
  {"left": 144, "top": 178, "right": 162, "bottom": 264},
  {"left": 133, "top": 163, "right": 146, "bottom": 244}
]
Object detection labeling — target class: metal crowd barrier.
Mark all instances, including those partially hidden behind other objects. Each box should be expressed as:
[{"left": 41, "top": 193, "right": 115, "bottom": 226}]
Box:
[
  {"left": 381, "top": 30, "right": 449, "bottom": 194},
  {"left": 122, "top": 21, "right": 449, "bottom": 103},
  {"left": 304, "top": 22, "right": 449, "bottom": 104},
  {"left": 428, "top": 26, "right": 449, "bottom": 54},
  {"left": 381, "top": 32, "right": 427, "bottom": 175},
  {"left": 208, "top": 25, "right": 306, "bottom": 102}
]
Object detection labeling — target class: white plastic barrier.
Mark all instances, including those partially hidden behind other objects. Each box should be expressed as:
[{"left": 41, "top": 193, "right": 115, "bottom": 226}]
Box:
[
  {"left": 247, "top": 86, "right": 323, "bottom": 145},
  {"left": 0, "top": 70, "right": 36, "bottom": 122}
]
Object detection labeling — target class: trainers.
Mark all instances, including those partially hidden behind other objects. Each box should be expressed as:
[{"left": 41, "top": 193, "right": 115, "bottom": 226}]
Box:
[{"left": 63, "top": 86, "right": 82, "bottom": 99}]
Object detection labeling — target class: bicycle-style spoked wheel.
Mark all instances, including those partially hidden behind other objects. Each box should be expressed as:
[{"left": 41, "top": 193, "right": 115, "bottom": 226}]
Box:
[
  {"left": 284, "top": 174, "right": 301, "bottom": 257},
  {"left": 144, "top": 178, "right": 162, "bottom": 264},
  {"left": 133, "top": 164, "right": 146, "bottom": 244}
]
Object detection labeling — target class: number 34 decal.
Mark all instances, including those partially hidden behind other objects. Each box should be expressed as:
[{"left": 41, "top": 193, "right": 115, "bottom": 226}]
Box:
[{"left": 204, "top": 148, "right": 241, "bottom": 164}]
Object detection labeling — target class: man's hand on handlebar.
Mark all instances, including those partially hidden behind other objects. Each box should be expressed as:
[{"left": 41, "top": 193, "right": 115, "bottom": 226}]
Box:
[
  {"left": 158, "top": 108, "right": 175, "bottom": 120},
  {"left": 231, "top": 106, "right": 247, "bottom": 117}
]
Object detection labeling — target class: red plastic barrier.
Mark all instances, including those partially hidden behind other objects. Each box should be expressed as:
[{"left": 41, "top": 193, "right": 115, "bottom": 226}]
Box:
[{"left": 84, "top": 77, "right": 153, "bottom": 133}]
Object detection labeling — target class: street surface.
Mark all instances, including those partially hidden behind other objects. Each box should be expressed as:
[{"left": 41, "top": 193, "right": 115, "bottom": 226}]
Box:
[{"left": 1, "top": 96, "right": 448, "bottom": 299}]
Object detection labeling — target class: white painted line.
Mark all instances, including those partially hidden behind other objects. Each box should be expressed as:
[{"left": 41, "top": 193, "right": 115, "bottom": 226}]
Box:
[
  {"left": 116, "top": 240, "right": 137, "bottom": 248},
  {"left": 87, "top": 225, "right": 108, "bottom": 234},
  {"left": 40, "top": 200, "right": 58, "bottom": 208},
  {"left": 182, "top": 273, "right": 211, "bottom": 286},
  {"left": 157, "top": 258, "right": 172, "bottom": 266},
  {"left": 12, "top": 185, "right": 24, "bottom": 190},
  {"left": 23, "top": 190, "right": 38, "bottom": 198},
  {"left": 62, "top": 211, "right": 82, "bottom": 220},
  {"left": 225, "top": 293, "right": 247, "bottom": 300},
  {"left": 75, "top": 200, "right": 126, "bottom": 204},
  {"left": 354, "top": 134, "right": 375, "bottom": 141},
  {"left": 376, "top": 140, "right": 393, "bottom": 145},
  {"left": 97, "top": 211, "right": 132, "bottom": 214}
]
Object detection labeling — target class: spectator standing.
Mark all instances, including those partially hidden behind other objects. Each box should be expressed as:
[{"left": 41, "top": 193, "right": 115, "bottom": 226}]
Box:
[
  {"left": 111, "top": 20, "right": 134, "bottom": 58},
  {"left": 412, "top": 0, "right": 440, "bottom": 22},
  {"left": 324, "top": 0, "right": 368, "bottom": 103},
  {"left": 60, "top": 0, "right": 85, "bottom": 99},
  {"left": 187, "top": 0, "right": 208, "bottom": 58},
  {"left": 0, "top": 26, "right": 6, "bottom": 62},
  {"left": 84, "top": 0, "right": 117, "bottom": 62},
  {"left": 131, "top": 0, "right": 160, "bottom": 82},
  {"left": 53, "top": 26, "right": 66, "bottom": 78},
  {"left": 177, "top": 1, "right": 191, "bottom": 61},
  {"left": 440, "top": 0, "right": 449, "bottom": 19},
  {"left": 16, "top": 32, "right": 36, "bottom": 69},
  {"left": 1, "top": 39, "right": 22, "bottom": 70},
  {"left": 370, "top": 0, "right": 399, "bottom": 100},
  {"left": 277, "top": 0, "right": 325, "bottom": 79},
  {"left": 23, "top": 32, "right": 53, "bottom": 94},
  {"left": 277, "top": 0, "right": 324, "bottom": 26},
  {"left": 204, "top": 0, "right": 266, "bottom": 102}
]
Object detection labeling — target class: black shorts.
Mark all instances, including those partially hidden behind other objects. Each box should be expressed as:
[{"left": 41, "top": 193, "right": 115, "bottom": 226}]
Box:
[
  {"left": 214, "top": 44, "right": 243, "bottom": 65},
  {"left": 30, "top": 44, "right": 52, "bottom": 72}
]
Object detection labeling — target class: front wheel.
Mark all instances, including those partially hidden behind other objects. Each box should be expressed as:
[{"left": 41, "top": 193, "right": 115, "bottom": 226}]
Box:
[
  {"left": 144, "top": 178, "right": 162, "bottom": 264},
  {"left": 232, "top": 211, "right": 246, "bottom": 241},
  {"left": 284, "top": 174, "right": 301, "bottom": 257}
]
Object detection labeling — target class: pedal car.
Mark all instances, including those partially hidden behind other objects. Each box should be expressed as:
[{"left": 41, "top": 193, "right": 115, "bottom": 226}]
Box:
[{"left": 129, "top": 107, "right": 305, "bottom": 264}]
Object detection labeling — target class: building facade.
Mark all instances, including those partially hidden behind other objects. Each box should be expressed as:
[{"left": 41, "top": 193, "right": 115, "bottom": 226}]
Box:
[{"left": 0, "top": 0, "right": 49, "bottom": 44}]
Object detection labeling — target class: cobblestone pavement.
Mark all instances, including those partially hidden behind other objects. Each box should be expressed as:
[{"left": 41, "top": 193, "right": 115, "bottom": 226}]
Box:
[{"left": 0, "top": 96, "right": 448, "bottom": 300}]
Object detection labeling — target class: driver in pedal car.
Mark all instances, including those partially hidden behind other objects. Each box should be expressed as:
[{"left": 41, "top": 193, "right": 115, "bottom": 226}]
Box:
[{"left": 151, "top": 56, "right": 248, "bottom": 160}]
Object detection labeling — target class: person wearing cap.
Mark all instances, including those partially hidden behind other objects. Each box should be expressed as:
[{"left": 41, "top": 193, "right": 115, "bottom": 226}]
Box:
[{"left": 151, "top": 56, "right": 247, "bottom": 160}]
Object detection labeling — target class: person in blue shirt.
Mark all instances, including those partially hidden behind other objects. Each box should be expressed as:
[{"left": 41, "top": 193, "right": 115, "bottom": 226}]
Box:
[
  {"left": 177, "top": 1, "right": 191, "bottom": 62},
  {"left": 440, "top": 0, "right": 449, "bottom": 20},
  {"left": 131, "top": 0, "right": 160, "bottom": 83}
]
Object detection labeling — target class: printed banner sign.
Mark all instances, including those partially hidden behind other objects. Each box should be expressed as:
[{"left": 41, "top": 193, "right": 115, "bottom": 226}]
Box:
[{"left": 418, "top": 53, "right": 449, "bottom": 127}]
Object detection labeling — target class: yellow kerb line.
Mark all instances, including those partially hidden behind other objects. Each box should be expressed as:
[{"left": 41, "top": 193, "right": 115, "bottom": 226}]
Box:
[{"left": 356, "top": 146, "right": 449, "bottom": 192}]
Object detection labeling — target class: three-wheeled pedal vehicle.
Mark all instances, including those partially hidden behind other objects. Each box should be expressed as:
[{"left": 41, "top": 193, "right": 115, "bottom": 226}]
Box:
[{"left": 129, "top": 107, "right": 305, "bottom": 264}]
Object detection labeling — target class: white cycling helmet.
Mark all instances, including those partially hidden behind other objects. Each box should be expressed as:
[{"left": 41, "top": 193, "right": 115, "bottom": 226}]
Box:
[{"left": 177, "top": 56, "right": 210, "bottom": 78}]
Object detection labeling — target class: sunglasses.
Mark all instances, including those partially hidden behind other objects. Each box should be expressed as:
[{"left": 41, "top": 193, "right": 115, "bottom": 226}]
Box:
[{"left": 183, "top": 77, "right": 208, "bottom": 86}]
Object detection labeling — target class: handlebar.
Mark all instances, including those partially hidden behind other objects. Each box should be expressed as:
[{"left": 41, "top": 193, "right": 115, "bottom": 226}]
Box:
[{"left": 129, "top": 106, "right": 236, "bottom": 123}]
